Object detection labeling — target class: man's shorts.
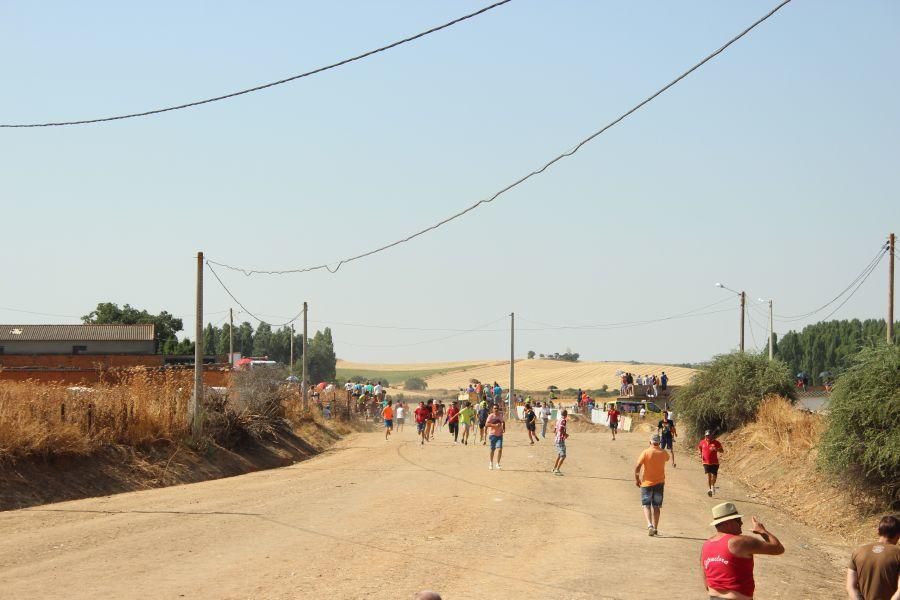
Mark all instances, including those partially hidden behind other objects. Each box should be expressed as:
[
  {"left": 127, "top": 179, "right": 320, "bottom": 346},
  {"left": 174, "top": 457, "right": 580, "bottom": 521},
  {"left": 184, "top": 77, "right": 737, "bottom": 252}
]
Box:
[
  {"left": 640, "top": 483, "right": 665, "bottom": 507},
  {"left": 609, "top": 421, "right": 618, "bottom": 431},
  {"left": 478, "top": 417, "right": 488, "bottom": 428},
  {"left": 555, "top": 440, "right": 566, "bottom": 457},
  {"left": 384, "top": 419, "right": 393, "bottom": 429},
  {"left": 660, "top": 436, "right": 673, "bottom": 450},
  {"left": 526, "top": 422, "right": 536, "bottom": 431},
  {"left": 396, "top": 417, "right": 404, "bottom": 424},
  {"left": 417, "top": 422, "right": 426, "bottom": 433},
  {"left": 703, "top": 463, "right": 719, "bottom": 475},
  {"left": 489, "top": 435, "right": 504, "bottom": 450}
]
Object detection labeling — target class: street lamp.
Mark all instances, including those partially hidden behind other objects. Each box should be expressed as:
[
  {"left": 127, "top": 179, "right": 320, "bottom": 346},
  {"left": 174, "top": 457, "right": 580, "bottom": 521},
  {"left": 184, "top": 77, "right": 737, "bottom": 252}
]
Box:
[
  {"left": 757, "top": 298, "right": 774, "bottom": 361},
  {"left": 715, "top": 283, "right": 746, "bottom": 352}
]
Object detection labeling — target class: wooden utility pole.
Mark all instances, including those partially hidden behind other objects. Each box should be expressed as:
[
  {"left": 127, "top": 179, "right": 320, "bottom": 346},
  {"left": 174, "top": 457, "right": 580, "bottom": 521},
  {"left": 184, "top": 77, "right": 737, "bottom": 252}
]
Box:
[
  {"left": 509, "top": 312, "right": 515, "bottom": 419},
  {"left": 302, "top": 302, "right": 309, "bottom": 411},
  {"left": 290, "top": 323, "right": 295, "bottom": 371},
  {"left": 889, "top": 233, "right": 895, "bottom": 345},
  {"left": 739, "top": 291, "right": 746, "bottom": 353},
  {"left": 228, "top": 307, "right": 234, "bottom": 365},
  {"left": 192, "top": 252, "right": 204, "bottom": 439},
  {"left": 768, "top": 299, "right": 774, "bottom": 361}
]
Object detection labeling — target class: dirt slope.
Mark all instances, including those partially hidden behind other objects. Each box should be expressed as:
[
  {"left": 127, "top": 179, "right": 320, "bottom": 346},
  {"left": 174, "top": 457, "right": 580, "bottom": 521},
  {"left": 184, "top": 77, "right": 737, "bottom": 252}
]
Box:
[{"left": 0, "top": 421, "right": 846, "bottom": 599}]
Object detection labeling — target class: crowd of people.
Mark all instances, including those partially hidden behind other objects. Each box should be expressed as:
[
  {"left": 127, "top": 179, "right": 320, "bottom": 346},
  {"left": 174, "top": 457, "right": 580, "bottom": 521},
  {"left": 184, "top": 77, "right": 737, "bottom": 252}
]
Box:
[{"left": 619, "top": 371, "right": 668, "bottom": 397}]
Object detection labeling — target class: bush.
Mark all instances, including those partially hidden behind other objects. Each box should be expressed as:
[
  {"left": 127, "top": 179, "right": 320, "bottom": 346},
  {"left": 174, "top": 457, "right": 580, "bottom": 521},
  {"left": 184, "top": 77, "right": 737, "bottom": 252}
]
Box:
[
  {"left": 819, "top": 344, "right": 900, "bottom": 498},
  {"left": 211, "top": 368, "right": 289, "bottom": 446},
  {"left": 675, "top": 351, "right": 795, "bottom": 439},
  {"left": 404, "top": 377, "right": 427, "bottom": 391}
]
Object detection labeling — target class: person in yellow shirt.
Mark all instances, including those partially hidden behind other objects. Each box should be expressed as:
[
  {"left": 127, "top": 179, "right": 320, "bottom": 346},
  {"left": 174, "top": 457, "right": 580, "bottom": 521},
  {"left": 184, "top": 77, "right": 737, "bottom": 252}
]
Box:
[{"left": 634, "top": 433, "right": 670, "bottom": 536}]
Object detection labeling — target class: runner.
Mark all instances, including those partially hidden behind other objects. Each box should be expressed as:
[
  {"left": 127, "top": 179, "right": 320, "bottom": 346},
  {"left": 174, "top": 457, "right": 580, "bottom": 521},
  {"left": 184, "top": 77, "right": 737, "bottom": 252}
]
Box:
[
  {"left": 424, "top": 399, "right": 437, "bottom": 441},
  {"left": 540, "top": 402, "right": 552, "bottom": 439},
  {"left": 846, "top": 515, "right": 900, "bottom": 600},
  {"left": 634, "top": 433, "right": 669, "bottom": 536},
  {"left": 607, "top": 404, "right": 621, "bottom": 441},
  {"left": 394, "top": 401, "right": 405, "bottom": 432},
  {"left": 414, "top": 401, "right": 430, "bottom": 446},
  {"left": 458, "top": 401, "right": 475, "bottom": 445},
  {"left": 658, "top": 414, "right": 677, "bottom": 467},
  {"left": 436, "top": 402, "right": 446, "bottom": 433},
  {"left": 551, "top": 409, "right": 569, "bottom": 475},
  {"left": 701, "top": 502, "right": 785, "bottom": 599},
  {"left": 698, "top": 430, "right": 724, "bottom": 496},
  {"left": 523, "top": 403, "right": 539, "bottom": 444},
  {"left": 485, "top": 404, "right": 505, "bottom": 470},
  {"left": 445, "top": 400, "right": 460, "bottom": 444},
  {"left": 477, "top": 400, "right": 490, "bottom": 445},
  {"left": 381, "top": 399, "right": 393, "bottom": 441}
]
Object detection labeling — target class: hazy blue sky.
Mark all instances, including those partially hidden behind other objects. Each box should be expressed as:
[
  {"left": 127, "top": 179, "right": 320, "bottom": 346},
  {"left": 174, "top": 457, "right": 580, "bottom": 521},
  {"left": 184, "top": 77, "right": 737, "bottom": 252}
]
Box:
[{"left": 1, "top": 1, "right": 897, "bottom": 364}]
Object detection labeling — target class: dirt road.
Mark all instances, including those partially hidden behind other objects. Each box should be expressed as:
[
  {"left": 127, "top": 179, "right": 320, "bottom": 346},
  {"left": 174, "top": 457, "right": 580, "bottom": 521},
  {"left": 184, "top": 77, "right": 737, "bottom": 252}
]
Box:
[{"left": 0, "top": 420, "right": 847, "bottom": 599}]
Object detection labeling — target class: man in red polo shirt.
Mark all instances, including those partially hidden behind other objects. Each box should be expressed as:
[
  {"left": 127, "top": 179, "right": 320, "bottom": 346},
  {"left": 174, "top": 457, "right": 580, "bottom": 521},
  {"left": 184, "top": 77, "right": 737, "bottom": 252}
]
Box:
[
  {"left": 414, "top": 401, "right": 430, "bottom": 446},
  {"left": 698, "top": 430, "right": 724, "bottom": 497}
]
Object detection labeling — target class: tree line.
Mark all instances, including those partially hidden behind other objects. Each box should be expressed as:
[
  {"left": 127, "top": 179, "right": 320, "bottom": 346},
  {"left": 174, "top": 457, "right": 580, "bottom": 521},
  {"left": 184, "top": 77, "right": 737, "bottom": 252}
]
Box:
[
  {"left": 83, "top": 302, "right": 337, "bottom": 382},
  {"left": 770, "top": 318, "right": 899, "bottom": 384}
]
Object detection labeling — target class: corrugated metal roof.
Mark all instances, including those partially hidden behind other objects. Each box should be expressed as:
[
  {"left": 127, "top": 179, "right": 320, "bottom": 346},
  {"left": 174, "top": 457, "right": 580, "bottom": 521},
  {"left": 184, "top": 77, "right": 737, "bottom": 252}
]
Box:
[{"left": 0, "top": 324, "right": 156, "bottom": 342}]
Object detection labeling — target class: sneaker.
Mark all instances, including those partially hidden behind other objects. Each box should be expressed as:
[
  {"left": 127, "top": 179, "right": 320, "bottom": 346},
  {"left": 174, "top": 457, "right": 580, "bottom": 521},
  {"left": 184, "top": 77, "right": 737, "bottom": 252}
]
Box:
[
  {"left": 496, "top": 464, "right": 501, "bottom": 470},
  {"left": 488, "top": 463, "right": 493, "bottom": 470},
  {"left": 647, "top": 525, "right": 655, "bottom": 536},
  {"left": 707, "top": 489, "right": 713, "bottom": 497},
  {"left": 554, "top": 471, "right": 563, "bottom": 476}
]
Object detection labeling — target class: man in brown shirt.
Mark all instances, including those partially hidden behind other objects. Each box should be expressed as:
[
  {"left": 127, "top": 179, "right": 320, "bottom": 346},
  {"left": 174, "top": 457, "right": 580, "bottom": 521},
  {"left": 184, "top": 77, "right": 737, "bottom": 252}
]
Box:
[{"left": 847, "top": 515, "right": 900, "bottom": 600}]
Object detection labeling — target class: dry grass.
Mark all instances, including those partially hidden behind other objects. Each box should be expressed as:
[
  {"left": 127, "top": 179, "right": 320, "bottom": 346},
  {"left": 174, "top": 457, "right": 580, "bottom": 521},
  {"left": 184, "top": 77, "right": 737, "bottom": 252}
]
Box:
[
  {"left": 725, "top": 396, "right": 884, "bottom": 544},
  {"left": 0, "top": 369, "right": 192, "bottom": 460}
]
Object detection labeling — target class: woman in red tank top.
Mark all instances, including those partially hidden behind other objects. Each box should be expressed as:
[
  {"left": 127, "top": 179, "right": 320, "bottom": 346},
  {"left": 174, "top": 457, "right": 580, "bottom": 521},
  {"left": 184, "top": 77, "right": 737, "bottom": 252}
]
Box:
[{"left": 701, "top": 503, "right": 784, "bottom": 599}]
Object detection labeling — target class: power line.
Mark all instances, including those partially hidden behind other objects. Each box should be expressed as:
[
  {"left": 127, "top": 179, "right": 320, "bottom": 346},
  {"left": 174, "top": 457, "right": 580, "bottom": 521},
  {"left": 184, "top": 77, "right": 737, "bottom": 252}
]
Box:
[
  {"left": 335, "top": 316, "right": 508, "bottom": 348},
  {"left": 206, "top": 261, "right": 304, "bottom": 327},
  {"left": 818, "top": 252, "right": 886, "bottom": 322},
  {"left": 774, "top": 244, "right": 888, "bottom": 322},
  {"left": 516, "top": 296, "right": 735, "bottom": 331},
  {"left": 206, "top": 0, "right": 794, "bottom": 277},
  {"left": 1, "top": 1, "right": 513, "bottom": 128}
]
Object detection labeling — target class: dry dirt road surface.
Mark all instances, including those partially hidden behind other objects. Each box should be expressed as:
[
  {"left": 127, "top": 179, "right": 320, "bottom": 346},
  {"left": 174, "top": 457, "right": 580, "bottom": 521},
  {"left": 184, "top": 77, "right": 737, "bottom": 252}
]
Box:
[{"left": 0, "top": 422, "right": 847, "bottom": 599}]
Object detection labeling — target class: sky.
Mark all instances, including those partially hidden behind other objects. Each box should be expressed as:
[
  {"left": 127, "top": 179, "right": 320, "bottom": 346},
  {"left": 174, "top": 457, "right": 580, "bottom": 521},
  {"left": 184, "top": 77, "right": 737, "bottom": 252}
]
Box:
[{"left": 1, "top": 0, "right": 898, "bottom": 364}]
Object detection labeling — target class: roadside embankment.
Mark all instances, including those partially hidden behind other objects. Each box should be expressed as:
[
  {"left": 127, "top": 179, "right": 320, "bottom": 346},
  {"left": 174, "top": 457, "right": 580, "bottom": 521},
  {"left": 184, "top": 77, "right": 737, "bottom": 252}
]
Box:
[
  {"left": 720, "top": 397, "right": 889, "bottom": 545},
  {"left": 0, "top": 370, "right": 366, "bottom": 511}
]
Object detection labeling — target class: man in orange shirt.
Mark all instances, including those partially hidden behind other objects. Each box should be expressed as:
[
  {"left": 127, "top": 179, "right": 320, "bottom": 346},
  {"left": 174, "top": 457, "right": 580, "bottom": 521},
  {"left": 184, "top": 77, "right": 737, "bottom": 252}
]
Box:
[
  {"left": 381, "top": 399, "right": 393, "bottom": 441},
  {"left": 634, "top": 433, "right": 670, "bottom": 536}
]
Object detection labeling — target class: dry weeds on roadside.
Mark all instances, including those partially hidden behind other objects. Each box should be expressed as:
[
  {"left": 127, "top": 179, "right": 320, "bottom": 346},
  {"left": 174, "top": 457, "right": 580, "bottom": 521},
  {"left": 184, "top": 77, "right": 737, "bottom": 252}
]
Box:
[{"left": 0, "top": 369, "right": 192, "bottom": 460}]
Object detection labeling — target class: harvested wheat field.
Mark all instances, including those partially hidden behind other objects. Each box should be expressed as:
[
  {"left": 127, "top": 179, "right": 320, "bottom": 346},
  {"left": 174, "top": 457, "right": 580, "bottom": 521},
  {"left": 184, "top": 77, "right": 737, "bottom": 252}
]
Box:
[{"left": 339, "top": 359, "right": 697, "bottom": 391}]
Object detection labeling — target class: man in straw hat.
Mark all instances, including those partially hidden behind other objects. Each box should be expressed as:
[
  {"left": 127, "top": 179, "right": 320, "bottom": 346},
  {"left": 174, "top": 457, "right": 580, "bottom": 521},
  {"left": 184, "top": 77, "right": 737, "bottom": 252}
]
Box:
[
  {"left": 701, "top": 502, "right": 784, "bottom": 599},
  {"left": 634, "top": 433, "right": 669, "bottom": 536}
]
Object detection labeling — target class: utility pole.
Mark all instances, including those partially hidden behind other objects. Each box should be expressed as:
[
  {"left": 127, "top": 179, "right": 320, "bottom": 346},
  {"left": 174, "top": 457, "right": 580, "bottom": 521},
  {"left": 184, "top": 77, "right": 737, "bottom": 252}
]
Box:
[
  {"left": 768, "top": 299, "right": 774, "bottom": 361},
  {"left": 509, "top": 312, "right": 515, "bottom": 419},
  {"left": 192, "top": 252, "right": 204, "bottom": 439},
  {"left": 889, "top": 233, "right": 895, "bottom": 345},
  {"left": 290, "top": 323, "right": 295, "bottom": 371},
  {"left": 228, "top": 307, "right": 234, "bottom": 365},
  {"left": 739, "top": 291, "right": 746, "bottom": 353},
  {"left": 302, "top": 301, "right": 309, "bottom": 411}
]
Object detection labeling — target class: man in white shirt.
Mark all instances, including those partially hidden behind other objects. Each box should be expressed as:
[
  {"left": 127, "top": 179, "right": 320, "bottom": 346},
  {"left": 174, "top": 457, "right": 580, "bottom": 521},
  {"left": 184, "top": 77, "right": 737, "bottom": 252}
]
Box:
[{"left": 374, "top": 382, "right": 383, "bottom": 402}]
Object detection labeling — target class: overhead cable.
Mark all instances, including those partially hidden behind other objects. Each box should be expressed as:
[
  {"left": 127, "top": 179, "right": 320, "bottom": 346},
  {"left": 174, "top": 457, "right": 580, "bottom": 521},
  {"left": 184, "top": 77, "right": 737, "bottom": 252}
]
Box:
[
  {"left": 206, "top": 261, "right": 304, "bottom": 327},
  {"left": 0, "top": 0, "right": 513, "bottom": 128},
  {"left": 335, "top": 316, "right": 508, "bottom": 348},
  {"left": 774, "top": 243, "right": 888, "bottom": 322},
  {"left": 207, "top": 0, "right": 794, "bottom": 277}
]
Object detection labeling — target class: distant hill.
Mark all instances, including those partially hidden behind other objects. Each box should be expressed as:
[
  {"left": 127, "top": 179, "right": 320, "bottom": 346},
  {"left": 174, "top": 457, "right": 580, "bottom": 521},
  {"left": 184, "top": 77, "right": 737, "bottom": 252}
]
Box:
[{"left": 337, "top": 359, "right": 697, "bottom": 391}]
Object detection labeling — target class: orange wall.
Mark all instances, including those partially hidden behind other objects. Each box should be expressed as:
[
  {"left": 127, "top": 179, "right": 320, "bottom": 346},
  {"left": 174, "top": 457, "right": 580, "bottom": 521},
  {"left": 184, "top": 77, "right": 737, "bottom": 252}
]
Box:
[
  {"left": 0, "top": 367, "right": 230, "bottom": 387},
  {"left": 0, "top": 354, "right": 165, "bottom": 368}
]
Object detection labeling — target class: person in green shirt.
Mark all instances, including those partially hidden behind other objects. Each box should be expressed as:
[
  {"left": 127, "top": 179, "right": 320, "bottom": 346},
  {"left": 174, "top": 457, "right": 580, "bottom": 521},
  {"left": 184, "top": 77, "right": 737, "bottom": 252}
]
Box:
[{"left": 457, "top": 401, "right": 476, "bottom": 445}]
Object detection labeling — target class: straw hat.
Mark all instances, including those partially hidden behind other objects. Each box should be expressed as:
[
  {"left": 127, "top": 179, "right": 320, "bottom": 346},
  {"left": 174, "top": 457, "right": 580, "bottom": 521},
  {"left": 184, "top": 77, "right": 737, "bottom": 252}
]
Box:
[{"left": 710, "top": 502, "right": 743, "bottom": 526}]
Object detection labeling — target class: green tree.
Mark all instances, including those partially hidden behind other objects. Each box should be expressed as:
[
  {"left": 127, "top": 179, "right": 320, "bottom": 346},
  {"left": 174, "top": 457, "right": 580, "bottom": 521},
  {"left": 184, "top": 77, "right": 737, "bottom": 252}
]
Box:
[
  {"left": 527, "top": 350, "right": 536, "bottom": 359},
  {"left": 305, "top": 327, "right": 336, "bottom": 383},
  {"left": 253, "top": 323, "right": 273, "bottom": 358},
  {"left": 676, "top": 351, "right": 795, "bottom": 439},
  {"left": 819, "top": 343, "right": 900, "bottom": 499},
  {"left": 236, "top": 322, "right": 254, "bottom": 356},
  {"left": 82, "top": 302, "right": 184, "bottom": 352}
]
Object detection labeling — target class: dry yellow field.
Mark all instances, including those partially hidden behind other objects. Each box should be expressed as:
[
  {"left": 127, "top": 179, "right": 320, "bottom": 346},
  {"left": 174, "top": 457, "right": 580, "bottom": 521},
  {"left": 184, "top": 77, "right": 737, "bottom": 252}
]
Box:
[{"left": 339, "top": 359, "right": 697, "bottom": 391}]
